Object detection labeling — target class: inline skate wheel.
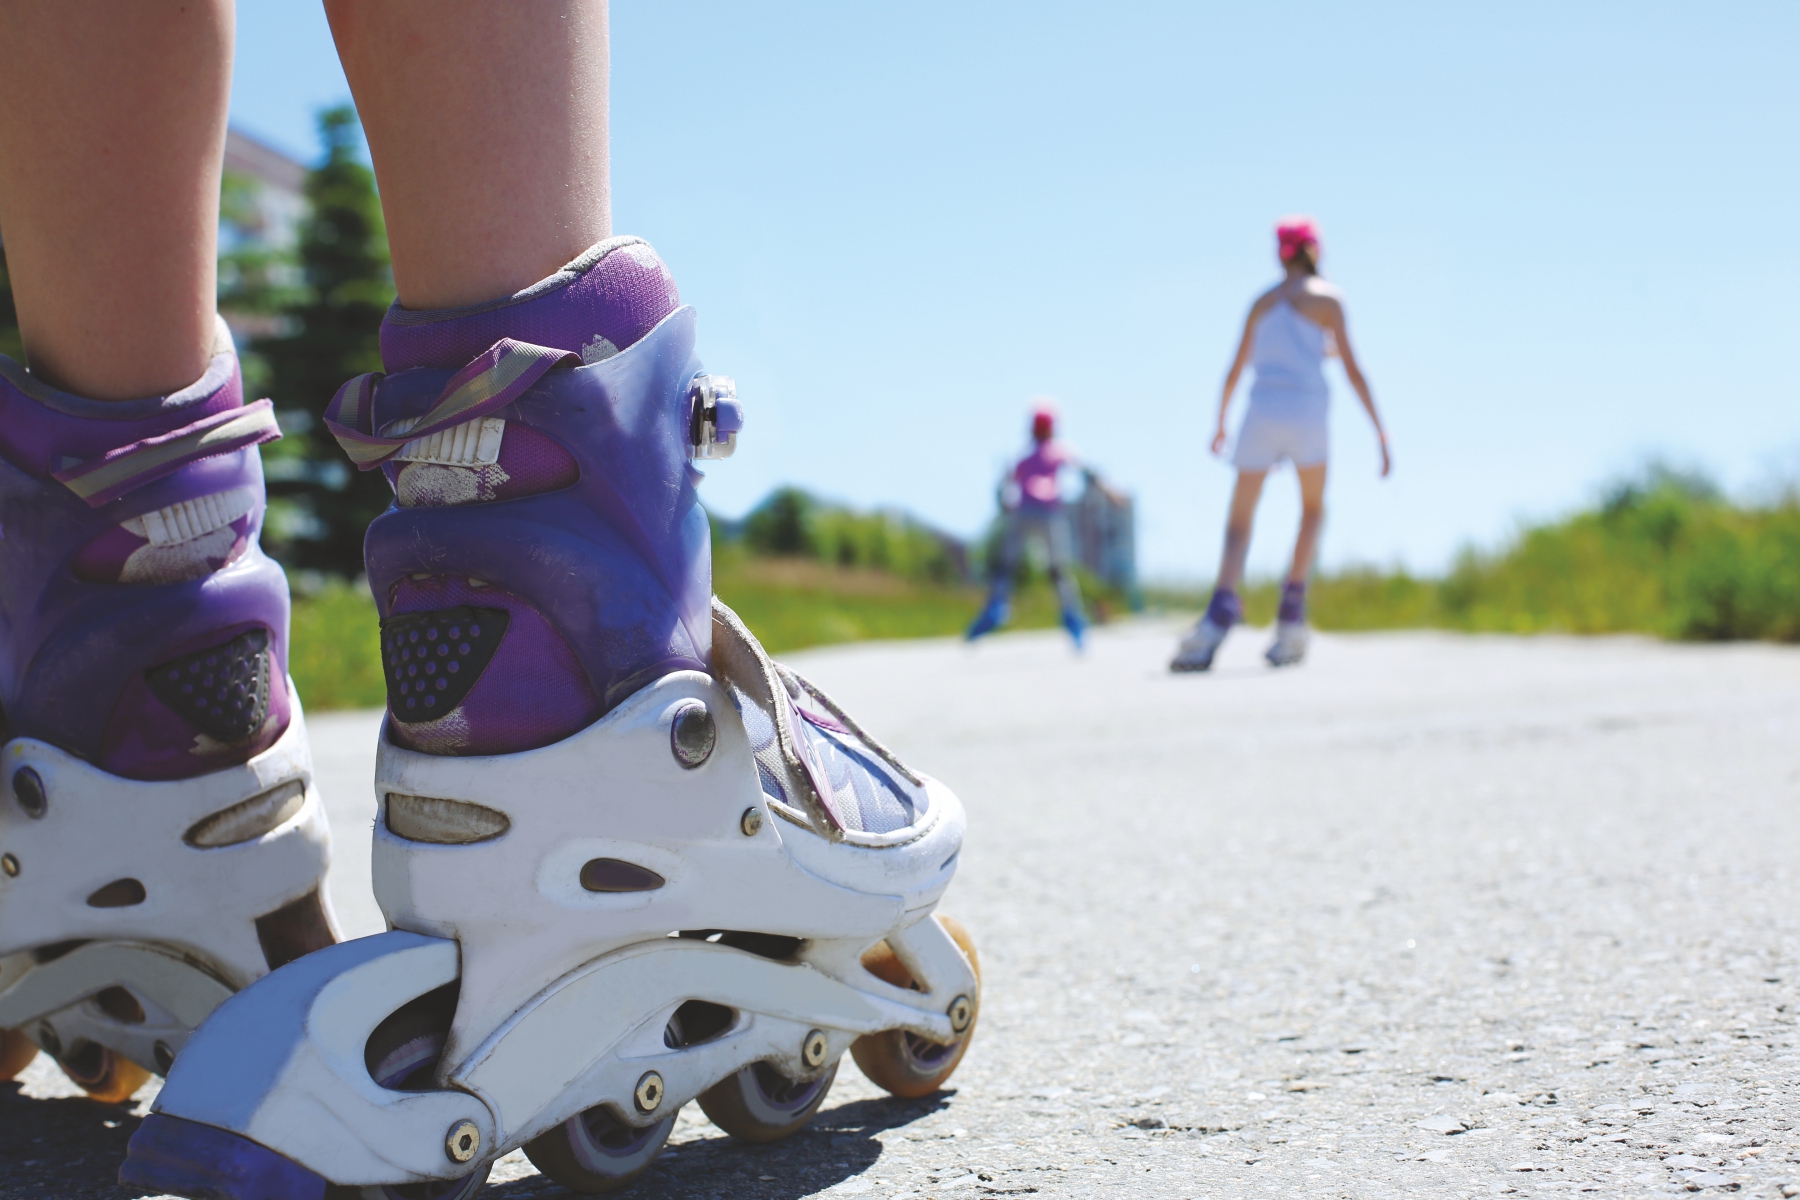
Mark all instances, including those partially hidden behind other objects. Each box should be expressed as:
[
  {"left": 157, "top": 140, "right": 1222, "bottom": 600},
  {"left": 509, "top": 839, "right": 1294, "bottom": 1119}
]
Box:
[
  {"left": 697, "top": 1059, "right": 839, "bottom": 1144},
  {"left": 521, "top": 1009, "right": 687, "bottom": 1192},
  {"left": 851, "top": 914, "right": 981, "bottom": 1099},
  {"left": 1, "top": 1027, "right": 39, "bottom": 1080},
  {"left": 334, "top": 988, "right": 492, "bottom": 1200},
  {"left": 520, "top": 1103, "right": 678, "bottom": 1194},
  {"left": 54, "top": 1039, "right": 153, "bottom": 1104}
]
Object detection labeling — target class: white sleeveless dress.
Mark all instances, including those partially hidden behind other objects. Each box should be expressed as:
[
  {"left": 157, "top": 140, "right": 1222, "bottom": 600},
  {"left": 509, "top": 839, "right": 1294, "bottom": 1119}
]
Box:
[{"left": 1232, "top": 298, "right": 1330, "bottom": 470}]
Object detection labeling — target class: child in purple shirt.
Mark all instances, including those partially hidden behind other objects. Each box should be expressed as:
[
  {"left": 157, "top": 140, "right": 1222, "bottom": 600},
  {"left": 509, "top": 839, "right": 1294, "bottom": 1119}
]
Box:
[{"left": 967, "top": 403, "right": 1089, "bottom": 647}]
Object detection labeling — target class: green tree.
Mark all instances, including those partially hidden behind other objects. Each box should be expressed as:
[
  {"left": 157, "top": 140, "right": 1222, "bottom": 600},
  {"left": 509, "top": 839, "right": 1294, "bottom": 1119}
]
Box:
[
  {"left": 258, "top": 105, "right": 395, "bottom": 576},
  {"left": 218, "top": 168, "right": 303, "bottom": 399}
]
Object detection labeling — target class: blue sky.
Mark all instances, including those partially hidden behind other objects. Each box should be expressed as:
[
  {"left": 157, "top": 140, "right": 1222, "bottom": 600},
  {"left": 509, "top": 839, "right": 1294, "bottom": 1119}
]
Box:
[{"left": 231, "top": 1, "right": 1799, "bottom": 582}]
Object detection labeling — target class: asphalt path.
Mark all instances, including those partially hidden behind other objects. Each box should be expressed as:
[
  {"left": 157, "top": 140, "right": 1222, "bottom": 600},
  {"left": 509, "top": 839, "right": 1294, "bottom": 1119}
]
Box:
[{"left": 6, "top": 620, "right": 1800, "bottom": 1199}]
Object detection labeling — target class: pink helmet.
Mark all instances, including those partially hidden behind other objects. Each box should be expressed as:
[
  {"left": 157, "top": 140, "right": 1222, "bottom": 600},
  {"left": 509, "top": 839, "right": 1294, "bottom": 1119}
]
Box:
[
  {"left": 1276, "top": 216, "right": 1321, "bottom": 262},
  {"left": 1030, "top": 401, "right": 1057, "bottom": 441}
]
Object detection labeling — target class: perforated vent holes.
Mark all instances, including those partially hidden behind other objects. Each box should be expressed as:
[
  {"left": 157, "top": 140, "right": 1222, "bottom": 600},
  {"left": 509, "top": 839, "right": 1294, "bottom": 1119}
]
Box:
[
  {"left": 146, "top": 628, "right": 273, "bottom": 742},
  {"left": 380, "top": 605, "right": 510, "bottom": 723}
]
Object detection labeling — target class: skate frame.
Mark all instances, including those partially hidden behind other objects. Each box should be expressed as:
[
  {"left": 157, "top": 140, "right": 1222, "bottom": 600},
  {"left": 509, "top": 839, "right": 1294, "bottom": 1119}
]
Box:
[{"left": 152, "top": 672, "right": 976, "bottom": 1186}]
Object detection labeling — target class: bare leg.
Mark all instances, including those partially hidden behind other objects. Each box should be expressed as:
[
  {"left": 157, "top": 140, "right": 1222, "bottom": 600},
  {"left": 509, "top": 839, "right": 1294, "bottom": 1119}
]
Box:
[
  {"left": 324, "top": 0, "right": 611, "bottom": 310},
  {"left": 1215, "top": 470, "right": 1267, "bottom": 593},
  {"left": 1044, "top": 511, "right": 1083, "bottom": 616},
  {"left": 0, "top": 0, "right": 232, "bottom": 399},
  {"left": 1288, "top": 464, "right": 1328, "bottom": 584}
]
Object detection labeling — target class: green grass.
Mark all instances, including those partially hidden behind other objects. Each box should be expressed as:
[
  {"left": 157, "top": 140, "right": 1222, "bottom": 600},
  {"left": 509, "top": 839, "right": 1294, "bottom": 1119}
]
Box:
[
  {"left": 287, "top": 550, "right": 1091, "bottom": 711},
  {"left": 288, "top": 470, "right": 1800, "bottom": 712},
  {"left": 1149, "top": 474, "right": 1800, "bottom": 642},
  {"left": 288, "top": 582, "right": 386, "bottom": 710},
  {"left": 713, "top": 546, "right": 1088, "bottom": 651}
]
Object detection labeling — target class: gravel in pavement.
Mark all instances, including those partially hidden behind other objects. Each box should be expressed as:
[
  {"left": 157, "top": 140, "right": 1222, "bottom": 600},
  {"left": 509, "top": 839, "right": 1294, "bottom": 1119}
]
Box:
[{"left": 6, "top": 620, "right": 1799, "bottom": 1199}]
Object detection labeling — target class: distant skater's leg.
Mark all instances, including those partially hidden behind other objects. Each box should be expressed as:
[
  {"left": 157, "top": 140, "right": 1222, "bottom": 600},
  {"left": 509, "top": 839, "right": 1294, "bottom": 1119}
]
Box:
[
  {"left": 1045, "top": 509, "right": 1086, "bottom": 648},
  {"left": 969, "top": 510, "right": 1023, "bottom": 639},
  {"left": 1267, "top": 464, "right": 1326, "bottom": 667},
  {"left": 1286, "top": 464, "right": 1327, "bottom": 589},
  {"left": 0, "top": 0, "right": 339, "bottom": 1104},
  {"left": 1216, "top": 469, "right": 1266, "bottom": 597},
  {"left": 1171, "top": 471, "right": 1265, "bottom": 671}
]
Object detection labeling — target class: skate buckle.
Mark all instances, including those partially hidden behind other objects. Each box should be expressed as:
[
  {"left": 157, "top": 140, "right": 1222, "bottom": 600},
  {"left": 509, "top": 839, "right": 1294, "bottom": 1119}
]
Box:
[{"left": 689, "top": 375, "right": 743, "bottom": 460}]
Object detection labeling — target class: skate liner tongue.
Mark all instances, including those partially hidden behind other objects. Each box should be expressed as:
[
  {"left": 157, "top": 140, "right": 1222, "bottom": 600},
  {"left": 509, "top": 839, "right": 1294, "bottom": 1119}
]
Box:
[
  {"left": 711, "top": 599, "right": 929, "bottom": 841},
  {"left": 378, "top": 236, "right": 681, "bottom": 373}
]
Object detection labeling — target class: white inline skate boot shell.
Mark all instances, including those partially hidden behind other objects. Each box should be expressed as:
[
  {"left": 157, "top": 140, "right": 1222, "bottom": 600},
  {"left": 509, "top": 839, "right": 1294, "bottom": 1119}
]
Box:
[
  {"left": 1170, "top": 617, "right": 1231, "bottom": 673},
  {"left": 138, "top": 604, "right": 978, "bottom": 1196},
  {"left": 1266, "top": 619, "right": 1309, "bottom": 667},
  {"left": 0, "top": 687, "right": 338, "bottom": 1097}
]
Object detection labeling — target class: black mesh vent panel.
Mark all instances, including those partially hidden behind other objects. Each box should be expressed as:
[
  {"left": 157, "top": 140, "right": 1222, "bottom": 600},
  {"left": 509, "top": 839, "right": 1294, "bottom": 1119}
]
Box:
[
  {"left": 146, "top": 628, "right": 272, "bottom": 742},
  {"left": 381, "top": 606, "right": 510, "bottom": 723}
]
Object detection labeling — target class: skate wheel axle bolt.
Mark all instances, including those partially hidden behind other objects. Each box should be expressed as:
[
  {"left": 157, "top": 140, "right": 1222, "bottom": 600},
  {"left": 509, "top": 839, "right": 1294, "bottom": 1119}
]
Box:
[
  {"left": 1, "top": 853, "right": 17, "bottom": 878},
  {"left": 740, "top": 806, "right": 764, "bottom": 837},
  {"left": 634, "top": 1070, "right": 665, "bottom": 1113},
  {"left": 445, "top": 1120, "right": 481, "bottom": 1164},
  {"left": 670, "top": 700, "right": 716, "bottom": 768},
  {"left": 13, "top": 768, "right": 46, "bottom": 819},
  {"left": 948, "top": 994, "right": 974, "bottom": 1034},
  {"left": 35, "top": 1022, "right": 60, "bottom": 1058},
  {"left": 802, "top": 1029, "right": 830, "bottom": 1069}
]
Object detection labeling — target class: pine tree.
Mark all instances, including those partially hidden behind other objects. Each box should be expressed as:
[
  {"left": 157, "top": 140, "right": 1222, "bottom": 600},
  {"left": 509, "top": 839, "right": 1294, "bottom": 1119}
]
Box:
[{"left": 258, "top": 105, "right": 395, "bottom": 576}]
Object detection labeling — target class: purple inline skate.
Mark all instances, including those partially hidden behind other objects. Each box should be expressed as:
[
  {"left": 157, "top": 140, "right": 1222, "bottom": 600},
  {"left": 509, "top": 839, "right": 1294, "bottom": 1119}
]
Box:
[
  {"left": 125, "top": 240, "right": 980, "bottom": 1199},
  {"left": 0, "top": 319, "right": 338, "bottom": 1103}
]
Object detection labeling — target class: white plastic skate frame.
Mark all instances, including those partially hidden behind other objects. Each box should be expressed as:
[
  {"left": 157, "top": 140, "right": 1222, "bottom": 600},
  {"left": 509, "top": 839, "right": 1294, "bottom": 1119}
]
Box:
[
  {"left": 0, "top": 684, "right": 338, "bottom": 1077},
  {"left": 152, "top": 610, "right": 976, "bottom": 1188}
]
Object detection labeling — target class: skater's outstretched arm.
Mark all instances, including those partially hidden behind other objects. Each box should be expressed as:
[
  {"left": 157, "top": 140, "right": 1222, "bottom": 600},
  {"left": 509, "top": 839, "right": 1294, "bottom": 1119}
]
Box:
[
  {"left": 1212, "top": 293, "right": 1275, "bottom": 456},
  {"left": 0, "top": 0, "right": 234, "bottom": 399},
  {"left": 323, "top": 0, "right": 611, "bottom": 309},
  {"left": 1315, "top": 295, "right": 1390, "bottom": 477},
  {"left": 1081, "top": 467, "right": 1129, "bottom": 507}
]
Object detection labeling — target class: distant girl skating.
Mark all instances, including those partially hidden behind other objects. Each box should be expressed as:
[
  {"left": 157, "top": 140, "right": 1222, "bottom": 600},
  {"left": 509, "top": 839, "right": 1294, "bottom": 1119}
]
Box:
[
  {"left": 967, "top": 402, "right": 1105, "bottom": 648},
  {"left": 1170, "top": 217, "right": 1390, "bottom": 672}
]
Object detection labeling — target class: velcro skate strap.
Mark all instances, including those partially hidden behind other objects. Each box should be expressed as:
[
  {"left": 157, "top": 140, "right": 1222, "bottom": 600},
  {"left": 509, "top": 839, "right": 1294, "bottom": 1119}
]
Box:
[
  {"left": 711, "top": 598, "right": 846, "bottom": 838},
  {"left": 325, "top": 338, "right": 578, "bottom": 469},
  {"left": 52, "top": 400, "right": 282, "bottom": 507}
]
